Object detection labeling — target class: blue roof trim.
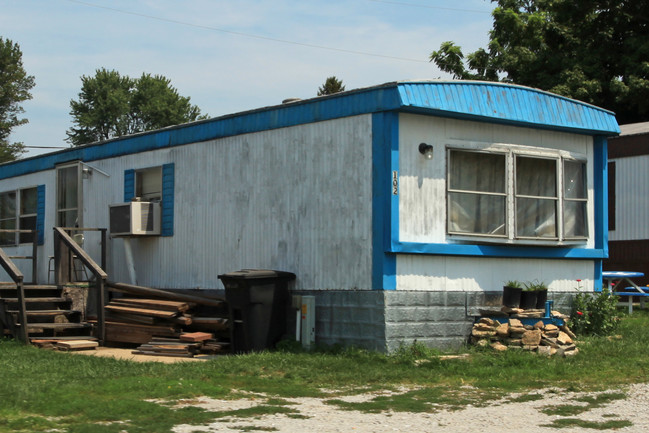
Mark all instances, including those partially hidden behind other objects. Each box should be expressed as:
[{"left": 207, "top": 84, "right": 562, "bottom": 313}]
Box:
[
  {"left": 397, "top": 81, "right": 620, "bottom": 135},
  {"left": 0, "top": 81, "right": 619, "bottom": 180}
]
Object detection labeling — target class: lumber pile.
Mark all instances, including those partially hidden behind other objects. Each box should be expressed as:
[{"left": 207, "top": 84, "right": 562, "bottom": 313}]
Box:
[
  {"left": 132, "top": 333, "right": 229, "bottom": 358},
  {"left": 102, "top": 296, "right": 230, "bottom": 350}
]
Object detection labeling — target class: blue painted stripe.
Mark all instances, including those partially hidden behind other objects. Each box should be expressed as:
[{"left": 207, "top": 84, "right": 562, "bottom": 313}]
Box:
[
  {"left": 123, "top": 169, "right": 135, "bottom": 202},
  {"left": 371, "top": 112, "right": 398, "bottom": 290},
  {"left": 390, "top": 241, "right": 607, "bottom": 259},
  {"left": 161, "top": 163, "right": 174, "bottom": 237},
  {"left": 36, "top": 184, "right": 45, "bottom": 245},
  {"left": 593, "top": 136, "right": 608, "bottom": 292},
  {"left": 594, "top": 260, "right": 603, "bottom": 292},
  {"left": 0, "top": 82, "right": 618, "bottom": 180},
  {"left": 594, "top": 137, "right": 608, "bottom": 253}
]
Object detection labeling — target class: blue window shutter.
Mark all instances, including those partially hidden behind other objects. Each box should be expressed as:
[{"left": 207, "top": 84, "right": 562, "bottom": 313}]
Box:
[
  {"left": 161, "top": 163, "right": 174, "bottom": 237},
  {"left": 36, "top": 185, "right": 45, "bottom": 245},
  {"left": 124, "top": 169, "right": 135, "bottom": 202}
]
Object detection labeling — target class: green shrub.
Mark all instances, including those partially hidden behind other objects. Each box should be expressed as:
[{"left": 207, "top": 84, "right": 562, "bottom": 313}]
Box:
[{"left": 570, "top": 283, "right": 620, "bottom": 336}]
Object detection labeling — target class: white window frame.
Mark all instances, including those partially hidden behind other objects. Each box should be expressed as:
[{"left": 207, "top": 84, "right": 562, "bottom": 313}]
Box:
[
  {"left": 446, "top": 142, "right": 589, "bottom": 246},
  {"left": 56, "top": 162, "right": 82, "bottom": 227},
  {"left": 0, "top": 186, "right": 38, "bottom": 246}
]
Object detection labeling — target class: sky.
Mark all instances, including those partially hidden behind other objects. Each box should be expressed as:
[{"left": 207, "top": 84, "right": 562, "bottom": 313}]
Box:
[{"left": 1, "top": 0, "right": 495, "bottom": 158}]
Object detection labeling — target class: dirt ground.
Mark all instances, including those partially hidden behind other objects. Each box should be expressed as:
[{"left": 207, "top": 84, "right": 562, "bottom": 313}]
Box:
[
  {"left": 72, "top": 346, "right": 217, "bottom": 363},
  {"left": 71, "top": 348, "right": 649, "bottom": 432}
]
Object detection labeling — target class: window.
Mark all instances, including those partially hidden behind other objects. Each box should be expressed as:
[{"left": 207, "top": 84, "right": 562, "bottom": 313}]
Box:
[
  {"left": 447, "top": 147, "right": 588, "bottom": 243},
  {"left": 57, "top": 163, "right": 81, "bottom": 227},
  {"left": 19, "top": 188, "right": 38, "bottom": 244},
  {"left": 515, "top": 156, "right": 558, "bottom": 238},
  {"left": 135, "top": 166, "right": 162, "bottom": 201},
  {"left": 448, "top": 150, "right": 506, "bottom": 236},
  {"left": 0, "top": 191, "right": 16, "bottom": 246},
  {"left": 0, "top": 187, "right": 41, "bottom": 246}
]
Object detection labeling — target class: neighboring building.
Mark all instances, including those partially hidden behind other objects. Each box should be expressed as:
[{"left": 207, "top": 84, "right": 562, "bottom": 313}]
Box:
[
  {"left": 606, "top": 122, "right": 649, "bottom": 286},
  {"left": 0, "top": 81, "right": 619, "bottom": 352}
]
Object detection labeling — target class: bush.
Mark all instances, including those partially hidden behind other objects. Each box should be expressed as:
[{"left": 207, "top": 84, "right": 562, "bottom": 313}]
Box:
[{"left": 570, "top": 285, "right": 620, "bottom": 336}]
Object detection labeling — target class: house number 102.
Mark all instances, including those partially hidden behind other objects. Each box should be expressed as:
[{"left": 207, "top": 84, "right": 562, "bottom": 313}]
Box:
[{"left": 392, "top": 171, "right": 398, "bottom": 195}]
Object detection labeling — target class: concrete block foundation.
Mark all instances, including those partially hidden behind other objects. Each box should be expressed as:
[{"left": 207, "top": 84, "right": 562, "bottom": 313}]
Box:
[{"left": 291, "top": 290, "right": 577, "bottom": 353}]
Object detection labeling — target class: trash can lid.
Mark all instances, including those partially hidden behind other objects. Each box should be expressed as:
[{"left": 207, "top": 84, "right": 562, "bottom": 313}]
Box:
[{"left": 218, "top": 269, "right": 296, "bottom": 280}]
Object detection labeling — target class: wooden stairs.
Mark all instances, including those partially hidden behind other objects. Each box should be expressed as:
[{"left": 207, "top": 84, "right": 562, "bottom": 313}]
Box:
[{"left": 0, "top": 282, "right": 93, "bottom": 340}]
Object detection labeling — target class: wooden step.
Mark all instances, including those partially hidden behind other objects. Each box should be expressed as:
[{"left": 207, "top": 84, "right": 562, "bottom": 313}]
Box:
[
  {"left": 7, "top": 309, "right": 80, "bottom": 316},
  {"left": 2, "top": 297, "right": 70, "bottom": 304},
  {"left": 0, "top": 283, "right": 59, "bottom": 289},
  {"left": 22, "top": 322, "right": 91, "bottom": 330}
]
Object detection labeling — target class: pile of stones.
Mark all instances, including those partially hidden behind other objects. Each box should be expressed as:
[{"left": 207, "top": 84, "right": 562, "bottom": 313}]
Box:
[{"left": 470, "top": 316, "right": 579, "bottom": 357}]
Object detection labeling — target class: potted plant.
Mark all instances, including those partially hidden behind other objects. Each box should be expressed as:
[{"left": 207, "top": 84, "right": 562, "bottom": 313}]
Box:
[
  {"left": 520, "top": 281, "right": 539, "bottom": 310},
  {"left": 533, "top": 281, "right": 549, "bottom": 309},
  {"left": 502, "top": 280, "right": 523, "bottom": 308}
]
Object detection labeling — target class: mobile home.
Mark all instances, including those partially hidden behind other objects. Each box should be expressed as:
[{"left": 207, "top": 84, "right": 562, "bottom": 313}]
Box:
[{"left": 0, "top": 81, "right": 620, "bottom": 351}]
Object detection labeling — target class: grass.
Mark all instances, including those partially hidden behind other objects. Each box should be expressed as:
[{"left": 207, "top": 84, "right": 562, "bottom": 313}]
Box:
[{"left": 1, "top": 309, "right": 648, "bottom": 432}]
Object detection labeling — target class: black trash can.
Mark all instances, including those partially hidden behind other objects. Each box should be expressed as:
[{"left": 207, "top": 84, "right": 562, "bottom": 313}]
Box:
[{"left": 218, "top": 269, "right": 296, "bottom": 353}]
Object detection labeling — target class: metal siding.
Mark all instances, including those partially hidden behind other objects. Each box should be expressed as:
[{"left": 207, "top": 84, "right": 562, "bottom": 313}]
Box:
[
  {"left": 89, "top": 115, "right": 374, "bottom": 290},
  {"left": 397, "top": 114, "right": 597, "bottom": 253},
  {"left": 609, "top": 155, "right": 649, "bottom": 241},
  {"left": 396, "top": 255, "right": 595, "bottom": 292}
]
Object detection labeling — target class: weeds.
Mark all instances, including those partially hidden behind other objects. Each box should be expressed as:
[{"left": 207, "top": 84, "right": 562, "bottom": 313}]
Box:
[{"left": 570, "top": 282, "right": 621, "bottom": 336}]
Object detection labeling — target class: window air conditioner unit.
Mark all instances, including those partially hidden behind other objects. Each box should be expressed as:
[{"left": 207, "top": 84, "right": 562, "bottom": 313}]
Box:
[{"left": 109, "top": 201, "right": 161, "bottom": 237}]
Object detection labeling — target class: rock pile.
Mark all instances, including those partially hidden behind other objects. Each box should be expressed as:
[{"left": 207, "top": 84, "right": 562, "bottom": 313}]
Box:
[{"left": 471, "top": 317, "right": 579, "bottom": 356}]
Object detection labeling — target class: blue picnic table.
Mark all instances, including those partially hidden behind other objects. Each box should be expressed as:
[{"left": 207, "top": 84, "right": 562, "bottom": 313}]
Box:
[{"left": 602, "top": 271, "right": 647, "bottom": 313}]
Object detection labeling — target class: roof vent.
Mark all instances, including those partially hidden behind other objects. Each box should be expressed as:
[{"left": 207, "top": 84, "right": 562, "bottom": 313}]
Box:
[{"left": 282, "top": 98, "right": 301, "bottom": 104}]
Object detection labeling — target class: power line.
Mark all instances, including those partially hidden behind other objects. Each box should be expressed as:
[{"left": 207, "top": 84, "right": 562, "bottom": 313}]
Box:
[
  {"left": 368, "top": 0, "right": 492, "bottom": 14},
  {"left": 64, "top": 0, "right": 429, "bottom": 63}
]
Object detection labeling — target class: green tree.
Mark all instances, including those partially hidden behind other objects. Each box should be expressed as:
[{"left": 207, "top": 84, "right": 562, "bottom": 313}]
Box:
[
  {"left": 67, "top": 68, "right": 206, "bottom": 146},
  {"left": 0, "top": 37, "right": 35, "bottom": 163},
  {"left": 430, "top": 0, "right": 649, "bottom": 124},
  {"left": 317, "top": 76, "right": 346, "bottom": 96}
]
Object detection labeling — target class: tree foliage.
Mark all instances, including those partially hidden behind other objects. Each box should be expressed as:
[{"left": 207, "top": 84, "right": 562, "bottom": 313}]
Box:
[
  {"left": 430, "top": 0, "right": 649, "bottom": 124},
  {"left": 0, "top": 37, "right": 35, "bottom": 163},
  {"left": 67, "top": 68, "right": 206, "bottom": 146},
  {"left": 317, "top": 76, "right": 346, "bottom": 96}
]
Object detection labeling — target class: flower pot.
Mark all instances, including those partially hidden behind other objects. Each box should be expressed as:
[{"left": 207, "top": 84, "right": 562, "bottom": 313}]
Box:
[
  {"left": 535, "top": 290, "right": 548, "bottom": 309},
  {"left": 519, "top": 290, "right": 538, "bottom": 310},
  {"left": 502, "top": 286, "right": 522, "bottom": 308}
]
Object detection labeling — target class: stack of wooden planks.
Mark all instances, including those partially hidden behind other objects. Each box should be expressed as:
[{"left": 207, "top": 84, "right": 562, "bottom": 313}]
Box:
[
  {"left": 132, "top": 332, "right": 229, "bottom": 358},
  {"left": 103, "top": 298, "right": 190, "bottom": 344},
  {"left": 101, "top": 296, "right": 229, "bottom": 348}
]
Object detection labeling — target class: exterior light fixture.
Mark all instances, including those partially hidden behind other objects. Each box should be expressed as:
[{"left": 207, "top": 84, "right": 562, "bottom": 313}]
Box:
[{"left": 418, "top": 143, "right": 434, "bottom": 160}]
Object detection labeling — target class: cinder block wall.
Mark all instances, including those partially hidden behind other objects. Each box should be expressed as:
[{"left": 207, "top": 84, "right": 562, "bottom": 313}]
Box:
[{"left": 291, "top": 290, "right": 577, "bottom": 353}]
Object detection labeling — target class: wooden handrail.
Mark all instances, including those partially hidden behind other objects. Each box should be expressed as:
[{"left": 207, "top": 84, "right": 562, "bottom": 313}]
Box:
[
  {"left": 53, "top": 227, "right": 107, "bottom": 343},
  {"left": 0, "top": 247, "right": 28, "bottom": 343}
]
